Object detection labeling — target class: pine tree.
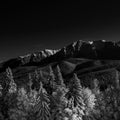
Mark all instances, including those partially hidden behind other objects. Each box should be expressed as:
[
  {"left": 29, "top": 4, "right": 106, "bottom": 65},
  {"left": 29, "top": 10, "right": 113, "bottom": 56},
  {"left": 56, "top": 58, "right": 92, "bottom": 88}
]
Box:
[
  {"left": 56, "top": 65, "right": 65, "bottom": 87},
  {"left": 6, "top": 67, "right": 17, "bottom": 94},
  {"left": 67, "top": 73, "right": 85, "bottom": 117},
  {"left": 68, "top": 74, "right": 84, "bottom": 106},
  {"left": 5, "top": 68, "right": 18, "bottom": 119},
  {"left": 51, "top": 68, "right": 69, "bottom": 120},
  {"left": 49, "top": 65, "right": 56, "bottom": 90},
  {"left": 6, "top": 67, "right": 13, "bottom": 80},
  {"left": 38, "top": 69, "right": 46, "bottom": 84},
  {"left": 34, "top": 81, "right": 51, "bottom": 120}
]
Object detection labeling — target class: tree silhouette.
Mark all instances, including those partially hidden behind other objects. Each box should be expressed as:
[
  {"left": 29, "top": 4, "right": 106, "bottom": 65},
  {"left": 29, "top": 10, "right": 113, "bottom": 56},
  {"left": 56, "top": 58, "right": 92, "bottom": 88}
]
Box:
[
  {"left": 69, "top": 74, "right": 84, "bottom": 106},
  {"left": 56, "top": 65, "right": 65, "bottom": 87},
  {"left": 67, "top": 73, "right": 85, "bottom": 118},
  {"left": 34, "top": 81, "right": 51, "bottom": 120},
  {"left": 6, "top": 67, "right": 17, "bottom": 94},
  {"left": 51, "top": 67, "right": 69, "bottom": 120},
  {"left": 49, "top": 65, "right": 56, "bottom": 91}
]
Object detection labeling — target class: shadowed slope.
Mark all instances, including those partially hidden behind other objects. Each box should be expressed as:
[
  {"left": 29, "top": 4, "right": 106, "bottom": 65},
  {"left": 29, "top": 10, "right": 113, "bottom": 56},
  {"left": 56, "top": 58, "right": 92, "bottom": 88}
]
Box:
[{"left": 0, "top": 40, "right": 120, "bottom": 79}]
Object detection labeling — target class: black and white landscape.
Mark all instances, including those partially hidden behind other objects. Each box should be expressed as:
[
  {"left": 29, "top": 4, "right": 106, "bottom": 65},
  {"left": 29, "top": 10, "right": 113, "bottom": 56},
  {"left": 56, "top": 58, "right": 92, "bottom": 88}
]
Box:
[
  {"left": 0, "top": 40, "right": 120, "bottom": 120},
  {"left": 1, "top": 1, "right": 120, "bottom": 120}
]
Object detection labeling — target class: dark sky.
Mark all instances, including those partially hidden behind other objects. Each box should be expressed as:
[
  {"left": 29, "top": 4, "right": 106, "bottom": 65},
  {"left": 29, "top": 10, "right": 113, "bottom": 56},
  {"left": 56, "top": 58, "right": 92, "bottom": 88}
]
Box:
[{"left": 0, "top": 1, "right": 120, "bottom": 61}]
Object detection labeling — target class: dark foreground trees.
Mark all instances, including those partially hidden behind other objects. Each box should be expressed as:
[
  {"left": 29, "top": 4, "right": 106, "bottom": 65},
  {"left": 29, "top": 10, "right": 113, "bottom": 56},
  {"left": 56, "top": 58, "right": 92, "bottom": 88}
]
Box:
[{"left": 1, "top": 66, "right": 120, "bottom": 120}]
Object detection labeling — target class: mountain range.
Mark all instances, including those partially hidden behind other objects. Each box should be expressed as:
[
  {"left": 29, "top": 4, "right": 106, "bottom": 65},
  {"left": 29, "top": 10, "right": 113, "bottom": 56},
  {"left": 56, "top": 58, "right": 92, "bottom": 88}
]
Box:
[{"left": 0, "top": 39, "right": 120, "bottom": 88}]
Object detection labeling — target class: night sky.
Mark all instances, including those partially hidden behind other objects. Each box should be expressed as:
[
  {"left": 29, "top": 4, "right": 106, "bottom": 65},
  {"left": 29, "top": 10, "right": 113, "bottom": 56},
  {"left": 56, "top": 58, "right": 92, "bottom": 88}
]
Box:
[{"left": 0, "top": 1, "right": 120, "bottom": 61}]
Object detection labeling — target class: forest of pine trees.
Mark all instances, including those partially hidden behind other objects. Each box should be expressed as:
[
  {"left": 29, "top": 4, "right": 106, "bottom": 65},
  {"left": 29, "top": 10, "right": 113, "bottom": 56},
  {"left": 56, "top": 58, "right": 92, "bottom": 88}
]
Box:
[{"left": 0, "top": 66, "right": 120, "bottom": 120}]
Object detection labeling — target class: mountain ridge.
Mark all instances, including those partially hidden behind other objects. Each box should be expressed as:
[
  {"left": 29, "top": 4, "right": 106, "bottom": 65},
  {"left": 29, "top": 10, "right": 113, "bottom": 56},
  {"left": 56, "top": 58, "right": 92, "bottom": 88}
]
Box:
[
  {"left": 0, "top": 40, "right": 120, "bottom": 74},
  {"left": 0, "top": 49, "right": 58, "bottom": 72}
]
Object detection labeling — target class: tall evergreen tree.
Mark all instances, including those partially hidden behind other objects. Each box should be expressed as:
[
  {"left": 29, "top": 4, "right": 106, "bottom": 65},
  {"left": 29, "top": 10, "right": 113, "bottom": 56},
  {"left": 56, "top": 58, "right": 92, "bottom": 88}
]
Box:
[
  {"left": 34, "top": 81, "right": 51, "bottom": 120},
  {"left": 6, "top": 67, "right": 13, "bottom": 80},
  {"left": 51, "top": 67, "right": 69, "bottom": 120},
  {"left": 6, "top": 67, "right": 17, "bottom": 94},
  {"left": 68, "top": 73, "right": 85, "bottom": 114},
  {"left": 38, "top": 69, "right": 46, "bottom": 84},
  {"left": 56, "top": 65, "right": 65, "bottom": 87},
  {"left": 49, "top": 65, "right": 56, "bottom": 90}
]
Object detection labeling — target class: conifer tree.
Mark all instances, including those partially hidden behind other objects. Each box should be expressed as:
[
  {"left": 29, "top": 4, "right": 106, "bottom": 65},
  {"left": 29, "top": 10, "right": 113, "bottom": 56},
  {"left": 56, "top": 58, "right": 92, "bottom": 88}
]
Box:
[
  {"left": 69, "top": 74, "right": 84, "bottom": 106},
  {"left": 68, "top": 73, "right": 85, "bottom": 116},
  {"left": 6, "top": 67, "right": 17, "bottom": 94},
  {"left": 51, "top": 67, "right": 69, "bottom": 120},
  {"left": 5, "top": 68, "right": 18, "bottom": 119},
  {"left": 34, "top": 81, "right": 51, "bottom": 120},
  {"left": 56, "top": 65, "right": 65, "bottom": 87},
  {"left": 6, "top": 67, "right": 13, "bottom": 80},
  {"left": 49, "top": 65, "right": 56, "bottom": 90}
]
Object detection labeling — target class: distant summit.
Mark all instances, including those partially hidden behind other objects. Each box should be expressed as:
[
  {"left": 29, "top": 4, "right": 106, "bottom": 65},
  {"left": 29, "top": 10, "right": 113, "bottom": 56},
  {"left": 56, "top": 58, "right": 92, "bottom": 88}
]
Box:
[{"left": 47, "top": 39, "right": 120, "bottom": 60}]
